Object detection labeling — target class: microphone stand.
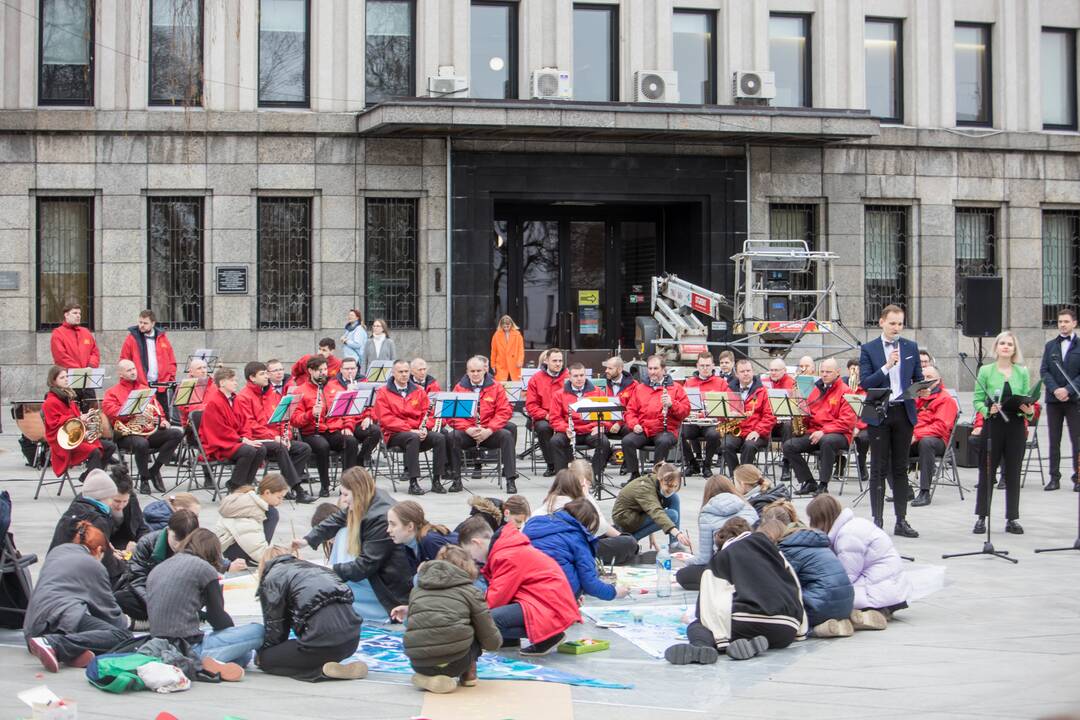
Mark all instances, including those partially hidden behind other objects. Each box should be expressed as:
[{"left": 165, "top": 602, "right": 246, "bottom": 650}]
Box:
[
  {"left": 942, "top": 352, "right": 1017, "bottom": 564},
  {"left": 1035, "top": 360, "right": 1080, "bottom": 554}
]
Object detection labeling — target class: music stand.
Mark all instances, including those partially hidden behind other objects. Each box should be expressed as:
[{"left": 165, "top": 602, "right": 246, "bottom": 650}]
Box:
[
  {"left": 118, "top": 389, "right": 155, "bottom": 417},
  {"left": 173, "top": 378, "right": 208, "bottom": 407},
  {"left": 366, "top": 361, "right": 393, "bottom": 383},
  {"left": 702, "top": 392, "right": 746, "bottom": 422},
  {"left": 571, "top": 397, "right": 625, "bottom": 500},
  {"left": 268, "top": 394, "right": 297, "bottom": 424},
  {"left": 500, "top": 381, "right": 524, "bottom": 405},
  {"left": 684, "top": 387, "right": 704, "bottom": 414},
  {"left": 433, "top": 392, "right": 479, "bottom": 421},
  {"left": 769, "top": 394, "right": 808, "bottom": 489},
  {"left": 328, "top": 390, "right": 370, "bottom": 419},
  {"left": 66, "top": 368, "right": 105, "bottom": 390},
  {"left": 189, "top": 349, "right": 218, "bottom": 367}
]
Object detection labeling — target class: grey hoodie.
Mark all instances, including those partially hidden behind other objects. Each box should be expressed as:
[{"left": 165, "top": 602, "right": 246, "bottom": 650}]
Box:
[{"left": 24, "top": 543, "right": 127, "bottom": 639}]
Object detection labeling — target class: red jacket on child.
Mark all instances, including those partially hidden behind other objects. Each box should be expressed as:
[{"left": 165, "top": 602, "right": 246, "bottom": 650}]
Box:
[
  {"left": 548, "top": 380, "right": 610, "bottom": 435},
  {"left": 119, "top": 327, "right": 177, "bottom": 387},
  {"left": 50, "top": 323, "right": 100, "bottom": 369},
  {"left": 803, "top": 378, "right": 858, "bottom": 443},
  {"left": 235, "top": 382, "right": 278, "bottom": 441},
  {"left": 43, "top": 390, "right": 102, "bottom": 475},
  {"left": 449, "top": 376, "right": 512, "bottom": 432},
  {"left": 626, "top": 377, "right": 691, "bottom": 436},
  {"left": 913, "top": 386, "right": 959, "bottom": 444},
  {"left": 525, "top": 367, "right": 567, "bottom": 423},
  {"left": 197, "top": 384, "right": 244, "bottom": 460},
  {"left": 373, "top": 380, "right": 433, "bottom": 442}
]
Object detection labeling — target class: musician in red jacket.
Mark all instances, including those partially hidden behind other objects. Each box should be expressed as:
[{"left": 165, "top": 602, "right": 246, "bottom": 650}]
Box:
[
  {"left": 623, "top": 355, "right": 691, "bottom": 479},
  {"left": 525, "top": 349, "right": 568, "bottom": 477},
  {"left": 680, "top": 352, "right": 730, "bottom": 477},
  {"left": 290, "top": 338, "right": 343, "bottom": 383},
  {"left": 410, "top": 357, "right": 442, "bottom": 394},
  {"left": 549, "top": 363, "right": 612, "bottom": 480},
  {"left": 118, "top": 309, "right": 177, "bottom": 413},
  {"left": 290, "top": 356, "right": 359, "bottom": 497},
  {"left": 909, "top": 366, "right": 959, "bottom": 507},
  {"left": 236, "top": 361, "right": 314, "bottom": 503},
  {"left": 329, "top": 356, "right": 382, "bottom": 468},
  {"left": 198, "top": 367, "right": 267, "bottom": 491},
  {"left": 102, "top": 359, "right": 182, "bottom": 495},
  {"left": 49, "top": 302, "right": 101, "bottom": 409},
  {"left": 42, "top": 365, "right": 113, "bottom": 480},
  {"left": 266, "top": 358, "right": 293, "bottom": 401},
  {"left": 763, "top": 357, "right": 796, "bottom": 392},
  {"left": 720, "top": 358, "right": 777, "bottom": 476},
  {"left": 781, "top": 359, "right": 858, "bottom": 496},
  {"left": 178, "top": 358, "right": 213, "bottom": 427},
  {"left": 373, "top": 360, "right": 450, "bottom": 496},
  {"left": 448, "top": 356, "right": 518, "bottom": 494}
]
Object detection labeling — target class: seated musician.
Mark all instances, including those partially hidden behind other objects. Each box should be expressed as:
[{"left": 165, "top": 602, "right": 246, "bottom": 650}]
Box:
[
  {"left": 290, "top": 338, "right": 343, "bottom": 383},
  {"left": 622, "top": 355, "right": 690, "bottom": 479},
  {"left": 720, "top": 358, "right": 776, "bottom": 476},
  {"left": 42, "top": 365, "right": 114, "bottom": 482},
  {"left": 763, "top": 357, "right": 796, "bottom": 392},
  {"left": 781, "top": 358, "right": 857, "bottom": 496},
  {"left": 410, "top": 357, "right": 442, "bottom": 394},
  {"left": 549, "top": 362, "right": 612, "bottom": 482},
  {"left": 525, "top": 348, "right": 568, "bottom": 478},
  {"left": 331, "top": 356, "right": 381, "bottom": 467},
  {"left": 680, "top": 352, "right": 729, "bottom": 478},
  {"left": 602, "top": 356, "right": 637, "bottom": 472},
  {"left": 374, "top": 359, "right": 450, "bottom": 497},
  {"left": 266, "top": 358, "right": 292, "bottom": 399},
  {"left": 716, "top": 350, "right": 737, "bottom": 387},
  {"left": 909, "top": 366, "right": 958, "bottom": 508},
  {"left": 235, "top": 361, "right": 315, "bottom": 504},
  {"left": 198, "top": 367, "right": 267, "bottom": 491},
  {"left": 449, "top": 356, "right": 519, "bottom": 494},
  {"left": 846, "top": 359, "right": 870, "bottom": 488},
  {"left": 797, "top": 355, "right": 818, "bottom": 377},
  {"left": 102, "top": 360, "right": 182, "bottom": 495},
  {"left": 290, "top": 355, "right": 359, "bottom": 497},
  {"left": 178, "top": 358, "right": 213, "bottom": 427}
]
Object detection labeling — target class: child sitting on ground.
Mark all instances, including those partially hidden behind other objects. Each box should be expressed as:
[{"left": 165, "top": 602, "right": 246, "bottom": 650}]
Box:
[
  {"left": 215, "top": 474, "right": 288, "bottom": 565},
  {"left": 394, "top": 545, "right": 503, "bottom": 694},
  {"left": 677, "top": 474, "right": 760, "bottom": 591},
  {"left": 143, "top": 492, "right": 201, "bottom": 532},
  {"left": 502, "top": 495, "right": 531, "bottom": 529}
]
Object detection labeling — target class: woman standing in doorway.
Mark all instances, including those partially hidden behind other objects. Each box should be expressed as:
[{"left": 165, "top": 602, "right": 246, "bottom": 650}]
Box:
[
  {"left": 490, "top": 315, "right": 525, "bottom": 381},
  {"left": 361, "top": 319, "right": 396, "bottom": 377}
]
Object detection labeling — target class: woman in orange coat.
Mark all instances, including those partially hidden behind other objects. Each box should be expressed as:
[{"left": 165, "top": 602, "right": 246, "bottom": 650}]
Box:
[
  {"left": 42, "top": 365, "right": 113, "bottom": 479},
  {"left": 490, "top": 315, "right": 525, "bottom": 381}
]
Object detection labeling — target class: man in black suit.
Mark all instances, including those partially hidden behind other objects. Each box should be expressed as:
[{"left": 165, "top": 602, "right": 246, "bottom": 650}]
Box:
[
  {"left": 1040, "top": 306, "right": 1080, "bottom": 492},
  {"left": 859, "top": 304, "right": 923, "bottom": 538}
]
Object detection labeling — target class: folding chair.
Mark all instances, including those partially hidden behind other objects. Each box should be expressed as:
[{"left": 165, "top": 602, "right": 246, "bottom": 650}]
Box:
[
  {"left": 176, "top": 412, "right": 232, "bottom": 501},
  {"left": 371, "top": 436, "right": 433, "bottom": 492},
  {"left": 1020, "top": 414, "right": 1045, "bottom": 488},
  {"left": 34, "top": 450, "right": 79, "bottom": 500},
  {"left": 929, "top": 421, "right": 966, "bottom": 500}
]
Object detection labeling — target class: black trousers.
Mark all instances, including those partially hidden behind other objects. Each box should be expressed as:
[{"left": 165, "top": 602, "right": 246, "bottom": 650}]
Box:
[
  {"left": 114, "top": 585, "right": 148, "bottom": 621},
  {"left": 262, "top": 440, "right": 312, "bottom": 488},
  {"left": 77, "top": 440, "right": 117, "bottom": 482},
  {"left": 854, "top": 431, "right": 870, "bottom": 483},
  {"left": 226, "top": 443, "right": 267, "bottom": 490},
  {"left": 974, "top": 414, "right": 1026, "bottom": 520},
  {"left": 783, "top": 433, "right": 848, "bottom": 489},
  {"left": 259, "top": 635, "right": 361, "bottom": 681},
  {"left": 41, "top": 613, "right": 132, "bottom": 662},
  {"left": 675, "top": 563, "right": 707, "bottom": 591},
  {"left": 621, "top": 431, "right": 676, "bottom": 477},
  {"left": 687, "top": 616, "right": 797, "bottom": 651},
  {"left": 352, "top": 423, "right": 382, "bottom": 466},
  {"left": 116, "top": 426, "right": 183, "bottom": 481},
  {"left": 869, "top": 404, "right": 915, "bottom": 522},
  {"left": 596, "top": 534, "right": 639, "bottom": 566},
  {"left": 449, "top": 428, "right": 517, "bottom": 478},
  {"left": 412, "top": 641, "right": 481, "bottom": 678},
  {"left": 720, "top": 434, "right": 769, "bottom": 476},
  {"left": 387, "top": 431, "right": 448, "bottom": 479},
  {"left": 909, "top": 437, "right": 945, "bottom": 491},
  {"left": 303, "top": 431, "right": 359, "bottom": 491},
  {"left": 552, "top": 432, "right": 611, "bottom": 478},
  {"left": 681, "top": 424, "right": 721, "bottom": 467},
  {"left": 1046, "top": 401, "right": 1080, "bottom": 482},
  {"left": 531, "top": 418, "right": 556, "bottom": 470}
]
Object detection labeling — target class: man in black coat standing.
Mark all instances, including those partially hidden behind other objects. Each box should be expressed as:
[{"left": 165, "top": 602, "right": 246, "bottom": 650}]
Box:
[{"left": 1040, "top": 307, "right": 1080, "bottom": 492}]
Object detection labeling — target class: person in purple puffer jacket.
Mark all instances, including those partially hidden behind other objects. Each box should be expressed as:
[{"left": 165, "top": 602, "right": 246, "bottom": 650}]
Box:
[{"left": 807, "top": 494, "right": 911, "bottom": 632}]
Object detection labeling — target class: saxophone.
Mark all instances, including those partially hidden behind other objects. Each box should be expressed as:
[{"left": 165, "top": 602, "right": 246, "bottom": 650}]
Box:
[{"left": 790, "top": 387, "right": 807, "bottom": 437}]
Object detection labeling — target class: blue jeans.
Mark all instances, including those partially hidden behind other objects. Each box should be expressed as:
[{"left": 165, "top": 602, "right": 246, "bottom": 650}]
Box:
[
  {"left": 490, "top": 603, "right": 527, "bottom": 642},
  {"left": 629, "top": 493, "right": 681, "bottom": 540},
  {"left": 193, "top": 623, "right": 265, "bottom": 667}
]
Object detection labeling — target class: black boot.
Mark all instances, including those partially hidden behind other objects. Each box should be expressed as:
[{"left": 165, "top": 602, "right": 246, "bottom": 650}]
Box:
[
  {"left": 685, "top": 459, "right": 700, "bottom": 477},
  {"left": 448, "top": 475, "right": 464, "bottom": 493},
  {"left": 701, "top": 464, "right": 713, "bottom": 479},
  {"left": 1044, "top": 478, "right": 1060, "bottom": 491},
  {"left": 139, "top": 478, "right": 152, "bottom": 495},
  {"left": 912, "top": 490, "right": 931, "bottom": 507},
  {"left": 408, "top": 478, "right": 426, "bottom": 496},
  {"left": 893, "top": 519, "right": 919, "bottom": 538},
  {"left": 151, "top": 471, "right": 166, "bottom": 494},
  {"left": 506, "top": 476, "right": 518, "bottom": 494},
  {"left": 543, "top": 466, "right": 557, "bottom": 477},
  {"left": 430, "top": 477, "right": 447, "bottom": 494},
  {"left": 813, "top": 484, "right": 828, "bottom": 496},
  {"left": 796, "top": 480, "right": 817, "bottom": 496},
  {"left": 972, "top": 517, "right": 986, "bottom": 534},
  {"left": 294, "top": 486, "right": 316, "bottom": 504}
]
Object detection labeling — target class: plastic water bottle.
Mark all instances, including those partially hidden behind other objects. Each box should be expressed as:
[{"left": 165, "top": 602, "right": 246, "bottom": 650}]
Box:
[{"left": 656, "top": 546, "right": 672, "bottom": 598}]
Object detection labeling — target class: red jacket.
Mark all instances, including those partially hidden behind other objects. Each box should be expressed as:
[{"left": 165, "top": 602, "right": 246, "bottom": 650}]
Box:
[
  {"left": 50, "top": 323, "right": 100, "bottom": 369},
  {"left": 803, "top": 379, "right": 858, "bottom": 443},
  {"left": 102, "top": 377, "right": 164, "bottom": 425},
  {"left": 626, "top": 378, "right": 691, "bottom": 436},
  {"left": 763, "top": 373, "right": 796, "bottom": 392},
  {"left": 525, "top": 368, "right": 568, "bottom": 423},
  {"left": 178, "top": 378, "right": 214, "bottom": 427},
  {"left": 548, "top": 380, "right": 609, "bottom": 435},
  {"left": 290, "top": 379, "right": 346, "bottom": 436},
  {"left": 324, "top": 376, "right": 371, "bottom": 431},
  {"left": 685, "top": 373, "right": 729, "bottom": 393},
  {"left": 414, "top": 375, "right": 443, "bottom": 395},
  {"left": 727, "top": 379, "right": 776, "bottom": 437},
  {"left": 913, "top": 387, "right": 959, "bottom": 443},
  {"left": 373, "top": 381, "right": 433, "bottom": 443},
  {"left": 235, "top": 383, "right": 278, "bottom": 441},
  {"left": 43, "top": 390, "right": 102, "bottom": 475},
  {"left": 607, "top": 371, "right": 637, "bottom": 412},
  {"left": 483, "top": 523, "right": 580, "bottom": 643},
  {"left": 449, "top": 377, "right": 512, "bottom": 432},
  {"left": 290, "top": 354, "right": 342, "bottom": 383},
  {"left": 198, "top": 384, "right": 244, "bottom": 460},
  {"left": 119, "top": 327, "right": 177, "bottom": 386}
]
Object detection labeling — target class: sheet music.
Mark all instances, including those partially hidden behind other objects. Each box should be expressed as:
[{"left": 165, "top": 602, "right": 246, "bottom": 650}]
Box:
[{"left": 66, "top": 367, "right": 106, "bottom": 389}]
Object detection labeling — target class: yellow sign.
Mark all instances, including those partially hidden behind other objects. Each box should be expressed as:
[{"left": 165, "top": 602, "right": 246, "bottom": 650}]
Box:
[{"left": 578, "top": 290, "right": 599, "bottom": 305}]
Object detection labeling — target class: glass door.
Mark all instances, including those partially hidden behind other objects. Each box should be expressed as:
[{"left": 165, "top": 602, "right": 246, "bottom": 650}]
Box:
[{"left": 569, "top": 221, "right": 607, "bottom": 350}]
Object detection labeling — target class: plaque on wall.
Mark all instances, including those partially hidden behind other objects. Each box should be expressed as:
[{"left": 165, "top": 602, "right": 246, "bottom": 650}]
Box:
[{"left": 216, "top": 266, "right": 248, "bottom": 295}]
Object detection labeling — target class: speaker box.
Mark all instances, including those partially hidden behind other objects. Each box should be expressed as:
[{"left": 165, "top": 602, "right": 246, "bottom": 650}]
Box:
[{"left": 962, "top": 276, "right": 1002, "bottom": 337}]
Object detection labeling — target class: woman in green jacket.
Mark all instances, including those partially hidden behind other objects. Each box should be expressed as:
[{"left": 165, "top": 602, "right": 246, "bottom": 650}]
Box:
[{"left": 971, "top": 331, "right": 1035, "bottom": 535}]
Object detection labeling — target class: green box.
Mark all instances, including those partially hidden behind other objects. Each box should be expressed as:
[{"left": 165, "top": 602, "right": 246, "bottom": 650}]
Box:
[{"left": 557, "top": 638, "right": 610, "bottom": 655}]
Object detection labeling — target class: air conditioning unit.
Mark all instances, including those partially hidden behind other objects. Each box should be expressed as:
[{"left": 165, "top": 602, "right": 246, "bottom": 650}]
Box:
[
  {"left": 531, "top": 68, "right": 572, "bottom": 100},
  {"left": 428, "top": 71, "right": 468, "bottom": 98},
  {"left": 732, "top": 70, "right": 776, "bottom": 100},
  {"left": 635, "top": 70, "right": 679, "bottom": 103}
]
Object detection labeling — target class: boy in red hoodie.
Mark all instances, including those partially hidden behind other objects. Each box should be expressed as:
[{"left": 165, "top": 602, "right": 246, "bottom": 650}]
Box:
[{"left": 458, "top": 516, "right": 579, "bottom": 656}]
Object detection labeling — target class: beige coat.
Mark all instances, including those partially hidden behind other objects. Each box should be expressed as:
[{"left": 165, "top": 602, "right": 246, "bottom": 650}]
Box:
[{"left": 215, "top": 491, "right": 270, "bottom": 561}]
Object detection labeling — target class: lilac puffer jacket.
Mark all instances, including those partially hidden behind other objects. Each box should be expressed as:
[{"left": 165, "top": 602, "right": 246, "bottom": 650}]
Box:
[{"left": 827, "top": 508, "right": 911, "bottom": 610}]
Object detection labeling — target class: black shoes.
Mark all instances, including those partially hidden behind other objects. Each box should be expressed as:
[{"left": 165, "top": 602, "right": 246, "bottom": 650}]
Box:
[
  {"left": 408, "top": 478, "right": 425, "bottom": 496},
  {"left": 701, "top": 465, "right": 713, "bottom": 479},
  {"left": 139, "top": 479, "right": 152, "bottom": 495},
  {"left": 294, "top": 486, "right": 316, "bottom": 504},
  {"left": 796, "top": 481, "right": 817, "bottom": 496},
  {"left": 543, "top": 467, "right": 557, "bottom": 477},
  {"left": 995, "top": 478, "right": 1006, "bottom": 490},
  {"left": 813, "top": 484, "right": 829, "bottom": 496},
  {"left": 726, "top": 635, "right": 768, "bottom": 661},
  {"left": 1044, "top": 479, "right": 1060, "bottom": 491},
  {"left": 151, "top": 472, "right": 167, "bottom": 494},
  {"left": 448, "top": 476, "right": 464, "bottom": 493},
  {"left": 430, "top": 477, "right": 447, "bottom": 494},
  {"left": 318, "top": 487, "right": 330, "bottom": 498},
  {"left": 1005, "top": 520, "right": 1024, "bottom": 535},
  {"left": 973, "top": 517, "right": 986, "bottom": 534},
  {"left": 664, "top": 643, "right": 719, "bottom": 665},
  {"left": 519, "top": 632, "right": 564, "bottom": 656},
  {"left": 685, "top": 461, "right": 701, "bottom": 477},
  {"left": 873, "top": 517, "right": 884, "bottom": 529},
  {"left": 894, "top": 520, "right": 919, "bottom": 538},
  {"left": 911, "top": 490, "right": 931, "bottom": 507},
  {"left": 505, "top": 476, "right": 518, "bottom": 494}
]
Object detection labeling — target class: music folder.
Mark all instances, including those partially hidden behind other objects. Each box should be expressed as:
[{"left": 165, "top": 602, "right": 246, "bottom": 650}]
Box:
[
  {"left": 67, "top": 368, "right": 106, "bottom": 390},
  {"left": 570, "top": 396, "right": 623, "bottom": 422},
  {"left": 118, "top": 389, "right": 155, "bottom": 417},
  {"left": 901, "top": 379, "right": 938, "bottom": 401},
  {"left": 366, "top": 360, "right": 393, "bottom": 383},
  {"left": 352, "top": 381, "right": 382, "bottom": 406},
  {"left": 1000, "top": 380, "right": 1042, "bottom": 413},
  {"left": 432, "top": 392, "right": 478, "bottom": 419},
  {"left": 173, "top": 377, "right": 209, "bottom": 407},
  {"left": 684, "top": 386, "right": 704, "bottom": 413},
  {"left": 268, "top": 393, "right": 297, "bottom": 424}
]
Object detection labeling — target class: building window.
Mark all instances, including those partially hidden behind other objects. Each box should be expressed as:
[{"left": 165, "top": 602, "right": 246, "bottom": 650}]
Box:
[
  {"left": 673, "top": 9, "right": 716, "bottom": 104},
  {"left": 1042, "top": 210, "right": 1080, "bottom": 327},
  {"left": 149, "top": 0, "right": 203, "bottom": 106},
  {"left": 769, "top": 204, "right": 817, "bottom": 320},
  {"left": 39, "top": 0, "right": 94, "bottom": 105},
  {"left": 37, "top": 197, "right": 93, "bottom": 331},
  {"left": 955, "top": 208, "right": 997, "bottom": 326},
  {"left": 257, "top": 197, "right": 311, "bottom": 329},
  {"left": 470, "top": 1, "right": 517, "bottom": 99},
  {"left": 365, "top": 198, "right": 419, "bottom": 329},
  {"left": 955, "top": 23, "right": 992, "bottom": 126},
  {"left": 769, "top": 13, "right": 811, "bottom": 108},
  {"left": 148, "top": 197, "right": 203, "bottom": 330},
  {"left": 864, "top": 206, "right": 908, "bottom": 325},
  {"left": 865, "top": 18, "right": 902, "bottom": 123},
  {"left": 259, "top": 0, "right": 309, "bottom": 107},
  {"left": 1042, "top": 28, "right": 1077, "bottom": 130},
  {"left": 365, "top": 0, "right": 415, "bottom": 105},
  {"left": 574, "top": 4, "right": 618, "bottom": 102}
]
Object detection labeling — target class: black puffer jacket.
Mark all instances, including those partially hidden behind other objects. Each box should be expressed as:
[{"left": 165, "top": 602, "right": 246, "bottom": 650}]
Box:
[
  {"left": 124, "top": 529, "right": 170, "bottom": 604},
  {"left": 49, "top": 496, "right": 126, "bottom": 586},
  {"left": 303, "top": 488, "right": 413, "bottom": 613},
  {"left": 257, "top": 555, "right": 359, "bottom": 648}
]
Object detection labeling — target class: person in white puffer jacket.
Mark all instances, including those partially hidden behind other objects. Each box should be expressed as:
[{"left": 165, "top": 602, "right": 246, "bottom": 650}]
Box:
[
  {"left": 675, "top": 475, "right": 759, "bottom": 591},
  {"left": 215, "top": 474, "right": 288, "bottom": 565}
]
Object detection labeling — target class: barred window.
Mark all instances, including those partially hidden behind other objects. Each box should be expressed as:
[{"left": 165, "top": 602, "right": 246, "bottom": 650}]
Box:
[
  {"left": 39, "top": 0, "right": 94, "bottom": 105},
  {"left": 150, "top": 0, "right": 203, "bottom": 106},
  {"left": 769, "top": 203, "right": 817, "bottom": 319},
  {"left": 258, "top": 197, "right": 311, "bottom": 329},
  {"left": 864, "top": 206, "right": 908, "bottom": 325},
  {"left": 955, "top": 207, "right": 997, "bottom": 326},
  {"left": 1042, "top": 210, "right": 1080, "bottom": 327},
  {"left": 148, "top": 197, "right": 204, "bottom": 329},
  {"left": 365, "top": 198, "right": 419, "bottom": 329},
  {"left": 37, "top": 197, "right": 93, "bottom": 330},
  {"left": 365, "top": 0, "right": 415, "bottom": 104}
]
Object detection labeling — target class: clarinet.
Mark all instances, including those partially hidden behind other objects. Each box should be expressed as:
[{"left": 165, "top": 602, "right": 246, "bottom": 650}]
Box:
[
  {"left": 419, "top": 404, "right": 431, "bottom": 431},
  {"left": 661, "top": 384, "right": 670, "bottom": 432},
  {"left": 312, "top": 385, "right": 324, "bottom": 432},
  {"left": 568, "top": 403, "right": 577, "bottom": 453}
]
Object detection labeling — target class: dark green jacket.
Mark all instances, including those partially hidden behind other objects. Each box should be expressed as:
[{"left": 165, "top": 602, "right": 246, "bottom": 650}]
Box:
[
  {"left": 612, "top": 473, "right": 676, "bottom": 534},
  {"left": 402, "top": 560, "right": 502, "bottom": 667}
]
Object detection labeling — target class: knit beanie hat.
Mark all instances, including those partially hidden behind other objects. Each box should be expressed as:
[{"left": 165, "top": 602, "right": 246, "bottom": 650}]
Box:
[{"left": 81, "top": 469, "right": 118, "bottom": 501}]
